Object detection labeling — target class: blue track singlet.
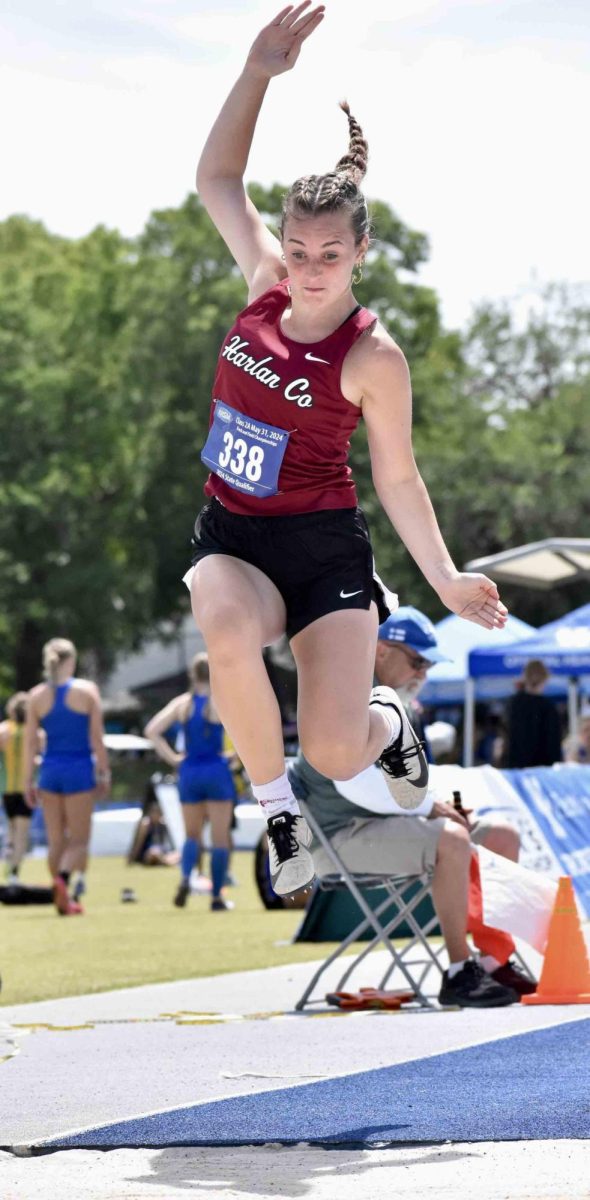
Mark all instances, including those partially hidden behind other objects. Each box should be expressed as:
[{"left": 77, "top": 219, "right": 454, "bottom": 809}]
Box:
[
  {"left": 178, "top": 695, "right": 236, "bottom": 805},
  {"left": 38, "top": 680, "right": 96, "bottom": 795}
]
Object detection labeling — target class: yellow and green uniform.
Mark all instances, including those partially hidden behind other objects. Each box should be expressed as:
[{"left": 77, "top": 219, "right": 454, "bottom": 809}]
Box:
[{"left": 3, "top": 720, "right": 26, "bottom": 793}]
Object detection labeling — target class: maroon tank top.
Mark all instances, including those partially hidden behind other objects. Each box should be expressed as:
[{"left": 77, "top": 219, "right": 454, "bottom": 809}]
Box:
[{"left": 203, "top": 280, "right": 376, "bottom": 516}]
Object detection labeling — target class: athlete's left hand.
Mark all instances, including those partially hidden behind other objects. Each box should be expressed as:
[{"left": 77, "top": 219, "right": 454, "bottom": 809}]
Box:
[
  {"left": 246, "top": 3, "right": 325, "bottom": 79},
  {"left": 438, "top": 573, "right": 508, "bottom": 630}
]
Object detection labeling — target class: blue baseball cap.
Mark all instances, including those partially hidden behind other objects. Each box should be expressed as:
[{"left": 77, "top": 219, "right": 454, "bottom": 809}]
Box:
[{"left": 377, "top": 606, "right": 451, "bottom": 665}]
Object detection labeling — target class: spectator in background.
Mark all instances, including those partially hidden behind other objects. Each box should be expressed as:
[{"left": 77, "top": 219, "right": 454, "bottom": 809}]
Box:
[
  {"left": 505, "top": 659, "right": 562, "bottom": 768},
  {"left": 475, "top": 710, "right": 506, "bottom": 768},
  {"left": 144, "top": 652, "right": 236, "bottom": 912},
  {"left": 0, "top": 693, "right": 34, "bottom": 884},
  {"left": 24, "top": 638, "right": 110, "bottom": 915},
  {"left": 288, "top": 606, "right": 533, "bottom": 1006},
  {"left": 127, "top": 785, "right": 179, "bottom": 866},
  {"left": 562, "top": 712, "right": 590, "bottom": 765}
]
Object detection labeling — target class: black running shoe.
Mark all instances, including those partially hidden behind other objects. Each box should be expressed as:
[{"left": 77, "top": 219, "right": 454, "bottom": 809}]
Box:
[
  {"left": 439, "top": 960, "right": 518, "bottom": 1008},
  {"left": 210, "top": 897, "right": 235, "bottom": 912},
  {"left": 173, "top": 879, "right": 190, "bottom": 908},
  {"left": 370, "top": 685, "right": 429, "bottom": 810},
  {"left": 490, "top": 959, "right": 537, "bottom": 996},
  {"left": 266, "top": 811, "right": 314, "bottom": 896}
]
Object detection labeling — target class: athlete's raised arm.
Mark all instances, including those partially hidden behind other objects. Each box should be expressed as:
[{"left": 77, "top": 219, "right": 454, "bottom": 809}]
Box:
[{"left": 196, "top": 3, "right": 325, "bottom": 294}]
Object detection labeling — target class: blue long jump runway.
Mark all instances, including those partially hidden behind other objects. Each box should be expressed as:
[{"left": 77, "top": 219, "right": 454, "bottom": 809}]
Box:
[{"left": 42, "top": 1018, "right": 590, "bottom": 1149}]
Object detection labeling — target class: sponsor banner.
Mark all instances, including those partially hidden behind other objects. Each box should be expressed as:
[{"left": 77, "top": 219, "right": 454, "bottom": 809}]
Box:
[
  {"left": 430, "top": 764, "right": 561, "bottom": 875},
  {"left": 431, "top": 764, "right": 590, "bottom": 917},
  {"left": 504, "top": 766, "right": 590, "bottom": 917}
]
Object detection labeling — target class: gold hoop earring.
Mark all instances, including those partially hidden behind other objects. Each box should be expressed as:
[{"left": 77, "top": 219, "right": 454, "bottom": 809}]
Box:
[{"left": 352, "top": 262, "right": 363, "bottom": 286}]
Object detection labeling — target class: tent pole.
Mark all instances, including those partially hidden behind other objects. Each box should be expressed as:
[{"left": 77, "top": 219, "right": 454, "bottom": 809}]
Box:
[
  {"left": 567, "top": 677, "right": 579, "bottom": 739},
  {"left": 463, "top": 677, "right": 475, "bottom": 767}
]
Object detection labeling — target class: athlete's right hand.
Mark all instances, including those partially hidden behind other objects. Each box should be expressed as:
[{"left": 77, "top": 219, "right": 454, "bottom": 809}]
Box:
[{"left": 245, "top": 2, "right": 325, "bottom": 79}]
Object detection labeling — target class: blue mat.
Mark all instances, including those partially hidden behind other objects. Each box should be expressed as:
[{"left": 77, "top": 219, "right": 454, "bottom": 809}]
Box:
[{"left": 43, "top": 1019, "right": 590, "bottom": 1148}]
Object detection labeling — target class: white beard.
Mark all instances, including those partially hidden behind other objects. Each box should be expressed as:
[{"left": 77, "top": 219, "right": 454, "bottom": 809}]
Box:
[{"left": 396, "top": 681, "right": 424, "bottom": 705}]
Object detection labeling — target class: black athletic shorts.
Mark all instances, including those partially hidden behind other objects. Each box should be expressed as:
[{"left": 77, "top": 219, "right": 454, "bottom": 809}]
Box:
[
  {"left": 190, "top": 498, "right": 391, "bottom": 640},
  {"left": 2, "top": 792, "right": 31, "bottom": 819}
]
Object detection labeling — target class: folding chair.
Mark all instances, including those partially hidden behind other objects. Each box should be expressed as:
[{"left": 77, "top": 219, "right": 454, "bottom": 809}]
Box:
[{"left": 294, "top": 800, "right": 446, "bottom": 1012}]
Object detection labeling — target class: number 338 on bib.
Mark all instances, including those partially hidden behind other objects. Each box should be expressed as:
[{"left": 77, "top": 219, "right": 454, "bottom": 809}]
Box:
[{"left": 201, "top": 402, "right": 290, "bottom": 499}]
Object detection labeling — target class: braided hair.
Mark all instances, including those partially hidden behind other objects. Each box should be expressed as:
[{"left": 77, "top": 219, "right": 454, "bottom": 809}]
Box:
[{"left": 280, "top": 103, "right": 370, "bottom": 245}]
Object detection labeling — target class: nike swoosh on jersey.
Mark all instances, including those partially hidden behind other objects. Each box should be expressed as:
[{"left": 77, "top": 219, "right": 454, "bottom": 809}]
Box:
[
  {"left": 304, "top": 352, "right": 331, "bottom": 364},
  {"left": 340, "top": 588, "right": 363, "bottom": 598}
]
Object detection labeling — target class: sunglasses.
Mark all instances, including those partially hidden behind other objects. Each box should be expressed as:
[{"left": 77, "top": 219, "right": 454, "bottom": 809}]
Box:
[{"left": 384, "top": 642, "right": 431, "bottom": 671}]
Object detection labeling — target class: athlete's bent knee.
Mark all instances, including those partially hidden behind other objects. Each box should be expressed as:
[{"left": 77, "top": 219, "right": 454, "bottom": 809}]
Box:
[
  {"left": 301, "top": 737, "right": 365, "bottom": 782},
  {"left": 198, "top": 603, "right": 263, "bottom": 661}
]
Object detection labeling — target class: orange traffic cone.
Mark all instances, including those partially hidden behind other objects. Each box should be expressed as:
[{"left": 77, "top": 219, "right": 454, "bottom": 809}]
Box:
[{"left": 522, "top": 876, "right": 590, "bottom": 1005}]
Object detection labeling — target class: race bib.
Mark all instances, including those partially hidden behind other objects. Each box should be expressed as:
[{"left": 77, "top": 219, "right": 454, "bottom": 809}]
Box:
[{"left": 201, "top": 402, "right": 290, "bottom": 498}]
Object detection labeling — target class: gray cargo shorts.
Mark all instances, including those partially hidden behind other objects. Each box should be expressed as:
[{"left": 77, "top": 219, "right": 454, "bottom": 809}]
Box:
[{"left": 312, "top": 813, "right": 500, "bottom": 879}]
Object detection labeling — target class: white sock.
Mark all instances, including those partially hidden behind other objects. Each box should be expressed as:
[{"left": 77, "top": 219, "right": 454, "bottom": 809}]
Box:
[
  {"left": 252, "top": 773, "right": 300, "bottom": 819},
  {"left": 370, "top": 700, "right": 402, "bottom": 749},
  {"left": 447, "top": 958, "right": 470, "bottom": 979},
  {"left": 479, "top": 955, "right": 502, "bottom": 974}
]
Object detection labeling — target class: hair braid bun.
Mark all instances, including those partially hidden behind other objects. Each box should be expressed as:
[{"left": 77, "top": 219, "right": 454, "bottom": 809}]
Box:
[
  {"left": 335, "top": 101, "right": 369, "bottom": 185},
  {"left": 280, "top": 103, "right": 370, "bottom": 245}
]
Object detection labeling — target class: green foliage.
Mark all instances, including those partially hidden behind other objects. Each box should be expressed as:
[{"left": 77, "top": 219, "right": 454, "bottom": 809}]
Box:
[
  {"left": 456, "top": 288, "right": 590, "bottom": 624},
  {"left": 0, "top": 217, "right": 156, "bottom": 688}
]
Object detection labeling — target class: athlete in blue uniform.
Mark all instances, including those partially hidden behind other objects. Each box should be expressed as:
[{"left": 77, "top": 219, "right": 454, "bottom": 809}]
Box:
[
  {"left": 24, "top": 638, "right": 110, "bottom": 915},
  {"left": 144, "top": 653, "right": 236, "bottom": 911}
]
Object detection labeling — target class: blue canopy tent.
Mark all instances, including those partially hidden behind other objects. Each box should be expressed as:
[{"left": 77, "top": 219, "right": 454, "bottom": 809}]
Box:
[
  {"left": 463, "top": 602, "right": 590, "bottom": 765},
  {"left": 420, "top": 613, "right": 537, "bottom": 705}
]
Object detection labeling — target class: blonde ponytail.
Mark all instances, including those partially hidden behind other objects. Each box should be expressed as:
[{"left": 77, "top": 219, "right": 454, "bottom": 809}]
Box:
[{"left": 42, "top": 637, "right": 76, "bottom": 683}]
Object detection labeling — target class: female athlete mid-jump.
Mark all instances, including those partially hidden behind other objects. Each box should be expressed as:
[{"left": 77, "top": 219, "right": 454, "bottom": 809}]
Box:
[{"left": 186, "top": 4, "right": 507, "bottom": 895}]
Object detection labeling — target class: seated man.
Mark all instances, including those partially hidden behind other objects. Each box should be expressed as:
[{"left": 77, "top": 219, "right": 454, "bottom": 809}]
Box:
[{"left": 290, "top": 607, "right": 534, "bottom": 1008}]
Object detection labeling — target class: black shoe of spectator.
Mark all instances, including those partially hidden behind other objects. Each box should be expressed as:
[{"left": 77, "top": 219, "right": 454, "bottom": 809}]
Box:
[
  {"left": 210, "top": 897, "right": 234, "bottom": 912},
  {"left": 173, "top": 880, "right": 190, "bottom": 908},
  {"left": 490, "top": 959, "right": 537, "bottom": 995},
  {"left": 439, "top": 960, "right": 518, "bottom": 1007}
]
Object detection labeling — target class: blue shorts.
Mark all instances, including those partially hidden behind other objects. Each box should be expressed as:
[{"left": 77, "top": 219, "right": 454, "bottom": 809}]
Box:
[
  {"left": 178, "top": 759, "right": 236, "bottom": 805},
  {"left": 39, "top": 757, "right": 96, "bottom": 795}
]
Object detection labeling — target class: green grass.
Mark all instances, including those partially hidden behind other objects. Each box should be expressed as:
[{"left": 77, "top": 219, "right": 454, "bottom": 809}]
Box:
[{"left": 0, "top": 854, "right": 337, "bottom": 1007}]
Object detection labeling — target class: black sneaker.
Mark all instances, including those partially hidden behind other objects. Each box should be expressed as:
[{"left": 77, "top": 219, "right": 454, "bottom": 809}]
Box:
[
  {"left": 370, "top": 685, "right": 429, "bottom": 810},
  {"left": 439, "top": 959, "right": 518, "bottom": 1007},
  {"left": 173, "top": 879, "right": 190, "bottom": 908},
  {"left": 210, "top": 896, "right": 234, "bottom": 912},
  {"left": 490, "top": 959, "right": 537, "bottom": 996},
  {"left": 266, "top": 811, "right": 314, "bottom": 896}
]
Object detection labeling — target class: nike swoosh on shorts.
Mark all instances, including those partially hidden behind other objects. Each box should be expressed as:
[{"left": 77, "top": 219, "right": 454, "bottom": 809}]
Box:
[{"left": 340, "top": 589, "right": 363, "bottom": 598}]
